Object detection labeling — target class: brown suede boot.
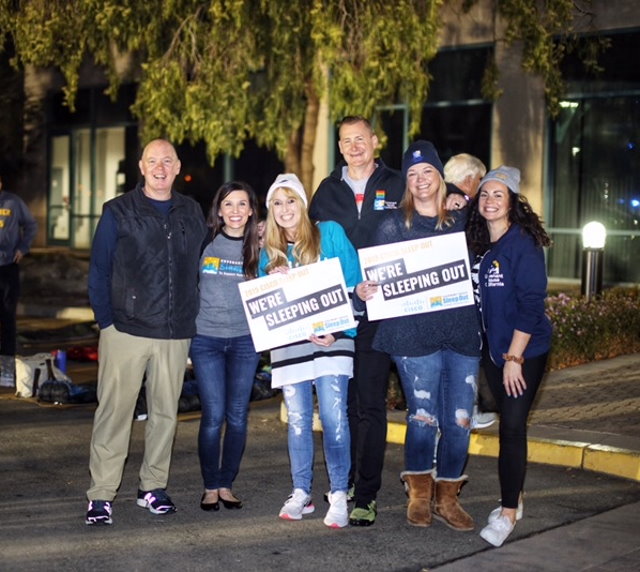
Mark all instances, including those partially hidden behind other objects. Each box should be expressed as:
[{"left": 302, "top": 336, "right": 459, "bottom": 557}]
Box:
[
  {"left": 433, "top": 476, "right": 474, "bottom": 531},
  {"left": 400, "top": 471, "right": 434, "bottom": 527}
]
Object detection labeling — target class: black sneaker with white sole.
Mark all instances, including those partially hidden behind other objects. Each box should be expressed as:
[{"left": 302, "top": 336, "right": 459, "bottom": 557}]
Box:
[
  {"left": 136, "top": 488, "right": 177, "bottom": 514},
  {"left": 85, "top": 500, "right": 113, "bottom": 525}
]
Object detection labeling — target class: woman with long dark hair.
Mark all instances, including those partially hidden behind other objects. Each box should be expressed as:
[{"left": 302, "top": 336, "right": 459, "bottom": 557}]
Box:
[
  {"left": 191, "top": 181, "right": 261, "bottom": 512},
  {"left": 466, "top": 166, "right": 552, "bottom": 547}
]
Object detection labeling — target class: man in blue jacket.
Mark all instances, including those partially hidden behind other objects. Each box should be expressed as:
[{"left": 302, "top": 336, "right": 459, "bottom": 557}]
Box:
[
  {"left": 0, "top": 176, "right": 37, "bottom": 387},
  {"left": 310, "top": 116, "right": 404, "bottom": 526},
  {"left": 85, "top": 139, "right": 207, "bottom": 526}
]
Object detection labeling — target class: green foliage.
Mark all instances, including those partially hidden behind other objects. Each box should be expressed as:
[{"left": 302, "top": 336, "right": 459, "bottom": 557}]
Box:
[
  {"left": 466, "top": 0, "right": 609, "bottom": 116},
  {"left": 132, "top": 1, "right": 258, "bottom": 161},
  {"left": 312, "top": 0, "right": 442, "bottom": 136},
  {"left": 0, "top": 0, "right": 608, "bottom": 168},
  {"left": 0, "top": 0, "right": 444, "bottom": 170},
  {"left": 546, "top": 288, "right": 640, "bottom": 370}
]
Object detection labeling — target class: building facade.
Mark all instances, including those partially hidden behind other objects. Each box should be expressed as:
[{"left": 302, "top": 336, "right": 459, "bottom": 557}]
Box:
[{"left": 13, "top": 0, "right": 640, "bottom": 284}]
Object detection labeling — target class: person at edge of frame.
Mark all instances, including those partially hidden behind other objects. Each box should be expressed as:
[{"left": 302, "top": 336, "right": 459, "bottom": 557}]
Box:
[{"left": 0, "top": 175, "right": 37, "bottom": 388}]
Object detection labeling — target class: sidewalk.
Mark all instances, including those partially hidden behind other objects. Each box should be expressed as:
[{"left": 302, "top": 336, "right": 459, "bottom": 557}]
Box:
[{"left": 387, "top": 352, "right": 640, "bottom": 482}]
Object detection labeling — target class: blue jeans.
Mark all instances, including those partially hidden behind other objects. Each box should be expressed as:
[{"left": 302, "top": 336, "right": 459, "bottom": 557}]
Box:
[
  {"left": 282, "top": 375, "right": 350, "bottom": 494},
  {"left": 190, "top": 334, "right": 260, "bottom": 490},
  {"left": 393, "top": 350, "right": 479, "bottom": 479}
]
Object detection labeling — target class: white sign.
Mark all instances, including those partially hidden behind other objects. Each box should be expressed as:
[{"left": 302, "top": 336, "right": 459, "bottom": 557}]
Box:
[
  {"left": 238, "top": 257, "right": 357, "bottom": 352},
  {"left": 358, "top": 232, "right": 474, "bottom": 321}
]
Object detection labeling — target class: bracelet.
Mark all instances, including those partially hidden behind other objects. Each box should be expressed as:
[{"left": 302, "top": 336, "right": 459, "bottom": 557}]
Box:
[{"left": 502, "top": 353, "right": 524, "bottom": 365}]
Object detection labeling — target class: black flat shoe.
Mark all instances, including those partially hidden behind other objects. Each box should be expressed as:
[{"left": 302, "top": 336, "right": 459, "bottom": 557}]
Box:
[
  {"left": 220, "top": 497, "right": 243, "bottom": 509},
  {"left": 200, "top": 493, "right": 220, "bottom": 511}
]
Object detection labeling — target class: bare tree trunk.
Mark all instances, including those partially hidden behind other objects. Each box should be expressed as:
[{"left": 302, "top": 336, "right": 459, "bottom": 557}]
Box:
[
  {"left": 21, "top": 65, "right": 57, "bottom": 246},
  {"left": 285, "top": 129, "right": 301, "bottom": 177},
  {"left": 299, "top": 84, "right": 319, "bottom": 194},
  {"left": 283, "top": 82, "right": 320, "bottom": 200}
]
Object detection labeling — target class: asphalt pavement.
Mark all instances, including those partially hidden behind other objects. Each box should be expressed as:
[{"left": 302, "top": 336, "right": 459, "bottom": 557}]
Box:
[{"left": 0, "top": 315, "right": 639, "bottom": 571}]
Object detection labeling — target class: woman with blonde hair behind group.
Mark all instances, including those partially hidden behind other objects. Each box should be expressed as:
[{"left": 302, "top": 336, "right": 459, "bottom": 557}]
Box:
[{"left": 259, "top": 173, "right": 360, "bottom": 528}]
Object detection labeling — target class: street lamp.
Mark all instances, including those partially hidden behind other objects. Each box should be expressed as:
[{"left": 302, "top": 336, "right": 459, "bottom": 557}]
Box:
[{"left": 581, "top": 221, "right": 606, "bottom": 301}]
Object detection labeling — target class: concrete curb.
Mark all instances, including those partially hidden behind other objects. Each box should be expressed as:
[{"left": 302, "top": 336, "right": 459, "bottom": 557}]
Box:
[
  {"left": 278, "top": 403, "right": 640, "bottom": 483},
  {"left": 391, "top": 420, "right": 640, "bottom": 482}
]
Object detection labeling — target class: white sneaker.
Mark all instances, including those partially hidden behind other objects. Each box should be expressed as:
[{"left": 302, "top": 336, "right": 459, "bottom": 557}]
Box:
[
  {"left": 480, "top": 514, "right": 515, "bottom": 547},
  {"left": 279, "top": 488, "right": 315, "bottom": 521},
  {"left": 471, "top": 406, "right": 498, "bottom": 429},
  {"left": 488, "top": 500, "right": 523, "bottom": 523},
  {"left": 324, "top": 484, "right": 354, "bottom": 504},
  {"left": 323, "top": 491, "right": 348, "bottom": 528}
]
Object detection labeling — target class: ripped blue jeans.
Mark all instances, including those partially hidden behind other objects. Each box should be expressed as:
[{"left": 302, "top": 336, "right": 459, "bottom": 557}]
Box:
[
  {"left": 282, "top": 375, "right": 350, "bottom": 494},
  {"left": 393, "top": 350, "right": 479, "bottom": 479}
]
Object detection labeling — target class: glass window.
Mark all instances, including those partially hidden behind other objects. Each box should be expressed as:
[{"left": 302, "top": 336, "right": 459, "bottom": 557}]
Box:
[
  {"left": 47, "top": 84, "right": 136, "bottom": 248},
  {"left": 419, "top": 103, "right": 492, "bottom": 167},
  {"left": 547, "top": 30, "right": 640, "bottom": 284},
  {"left": 377, "top": 107, "right": 407, "bottom": 170},
  {"left": 48, "top": 127, "right": 125, "bottom": 248},
  {"left": 232, "top": 140, "right": 284, "bottom": 211},
  {"left": 377, "top": 46, "right": 493, "bottom": 170},
  {"left": 72, "top": 128, "right": 93, "bottom": 248},
  {"left": 427, "top": 46, "right": 492, "bottom": 102},
  {"left": 49, "top": 135, "right": 71, "bottom": 241}
]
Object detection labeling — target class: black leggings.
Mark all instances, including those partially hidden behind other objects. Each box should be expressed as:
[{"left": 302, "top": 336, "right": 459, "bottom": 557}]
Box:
[{"left": 483, "top": 345, "right": 548, "bottom": 508}]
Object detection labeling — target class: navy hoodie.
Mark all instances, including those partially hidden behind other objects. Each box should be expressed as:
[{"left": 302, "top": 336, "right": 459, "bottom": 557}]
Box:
[{"left": 478, "top": 223, "right": 552, "bottom": 366}]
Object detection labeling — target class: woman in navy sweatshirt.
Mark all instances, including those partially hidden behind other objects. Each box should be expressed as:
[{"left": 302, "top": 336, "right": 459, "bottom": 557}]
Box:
[{"left": 466, "top": 166, "right": 552, "bottom": 547}]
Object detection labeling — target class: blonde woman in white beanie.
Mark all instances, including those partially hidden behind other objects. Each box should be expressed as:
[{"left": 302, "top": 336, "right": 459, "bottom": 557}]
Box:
[{"left": 259, "top": 173, "right": 360, "bottom": 529}]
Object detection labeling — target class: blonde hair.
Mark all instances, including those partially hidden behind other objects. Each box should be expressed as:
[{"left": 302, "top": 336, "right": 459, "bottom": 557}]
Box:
[
  {"left": 444, "top": 153, "right": 486, "bottom": 185},
  {"left": 400, "top": 174, "right": 454, "bottom": 230},
  {"left": 264, "top": 187, "right": 321, "bottom": 272}
]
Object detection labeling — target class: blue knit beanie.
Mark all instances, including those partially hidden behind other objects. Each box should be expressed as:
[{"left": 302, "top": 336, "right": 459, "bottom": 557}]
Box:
[{"left": 401, "top": 140, "right": 445, "bottom": 180}]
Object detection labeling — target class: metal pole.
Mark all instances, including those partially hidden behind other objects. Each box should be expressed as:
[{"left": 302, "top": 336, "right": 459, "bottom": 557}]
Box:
[{"left": 580, "top": 248, "right": 604, "bottom": 301}]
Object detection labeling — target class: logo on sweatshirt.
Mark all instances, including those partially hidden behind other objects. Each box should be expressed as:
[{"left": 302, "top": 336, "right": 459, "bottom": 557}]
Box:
[
  {"left": 486, "top": 260, "right": 504, "bottom": 287},
  {"left": 202, "top": 257, "right": 243, "bottom": 277}
]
